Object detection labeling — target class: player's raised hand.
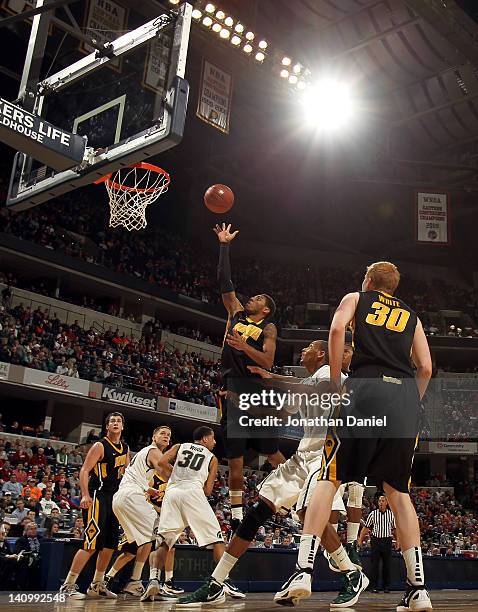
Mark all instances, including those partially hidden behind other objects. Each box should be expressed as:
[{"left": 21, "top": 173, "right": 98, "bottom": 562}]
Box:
[
  {"left": 213, "top": 223, "right": 239, "bottom": 243},
  {"left": 248, "top": 365, "right": 273, "bottom": 378},
  {"left": 80, "top": 493, "right": 93, "bottom": 509}
]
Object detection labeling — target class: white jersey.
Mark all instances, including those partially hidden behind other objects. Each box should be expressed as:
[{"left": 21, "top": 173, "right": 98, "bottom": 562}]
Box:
[
  {"left": 297, "top": 365, "right": 347, "bottom": 453},
  {"left": 119, "top": 443, "right": 157, "bottom": 491},
  {"left": 167, "top": 442, "right": 213, "bottom": 491}
]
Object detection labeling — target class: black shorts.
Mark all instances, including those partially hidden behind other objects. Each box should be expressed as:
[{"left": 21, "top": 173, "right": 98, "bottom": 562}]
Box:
[
  {"left": 220, "top": 396, "right": 280, "bottom": 460},
  {"left": 83, "top": 490, "right": 120, "bottom": 551},
  {"left": 318, "top": 374, "right": 420, "bottom": 493}
]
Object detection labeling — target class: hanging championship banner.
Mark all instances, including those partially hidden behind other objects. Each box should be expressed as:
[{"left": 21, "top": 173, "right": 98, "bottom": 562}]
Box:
[
  {"left": 81, "top": 0, "right": 128, "bottom": 72},
  {"left": 416, "top": 191, "right": 449, "bottom": 244},
  {"left": 142, "top": 33, "right": 172, "bottom": 96},
  {"left": 197, "top": 59, "right": 233, "bottom": 134}
]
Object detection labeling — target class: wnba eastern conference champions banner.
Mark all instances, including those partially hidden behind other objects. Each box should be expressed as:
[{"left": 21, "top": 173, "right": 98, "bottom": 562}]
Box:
[
  {"left": 197, "top": 60, "right": 233, "bottom": 134},
  {"left": 416, "top": 191, "right": 449, "bottom": 244}
]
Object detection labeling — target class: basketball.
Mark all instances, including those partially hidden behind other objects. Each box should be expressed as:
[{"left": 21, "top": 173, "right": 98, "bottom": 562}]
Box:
[{"left": 204, "top": 184, "right": 234, "bottom": 213}]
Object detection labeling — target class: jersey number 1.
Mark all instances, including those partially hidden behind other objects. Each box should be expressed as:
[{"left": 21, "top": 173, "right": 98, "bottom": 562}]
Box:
[
  {"left": 365, "top": 302, "right": 410, "bottom": 333},
  {"left": 177, "top": 450, "right": 206, "bottom": 471}
]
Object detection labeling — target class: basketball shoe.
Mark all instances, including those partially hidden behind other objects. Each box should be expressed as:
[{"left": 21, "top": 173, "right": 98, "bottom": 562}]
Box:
[
  {"left": 175, "top": 577, "right": 225, "bottom": 607},
  {"left": 274, "top": 569, "right": 312, "bottom": 606},
  {"left": 396, "top": 583, "right": 433, "bottom": 611}
]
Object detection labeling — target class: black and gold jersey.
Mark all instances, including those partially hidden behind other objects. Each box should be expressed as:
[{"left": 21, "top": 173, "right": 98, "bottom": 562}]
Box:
[
  {"left": 148, "top": 471, "right": 167, "bottom": 513},
  {"left": 89, "top": 437, "right": 129, "bottom": 495},
  {"left": 350, "top": 290, "right": 417, "bottom": 377},
  {"left": 221, "top": 310, "right": 270, "bottom": 379}
]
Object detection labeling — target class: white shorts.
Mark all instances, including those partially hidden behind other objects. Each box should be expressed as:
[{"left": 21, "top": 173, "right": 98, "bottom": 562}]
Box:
[
  {"left": 257, "top": 452, "right": 309, "bottom": 512},
  {"left": 158, "top": 486, "right": 224, "bottom": 549},
  {"left": 113, "top": 486, "right": 159, "bottom": 547},
  {"left": 257, "top": 451, "right": 345, "bottom": 515}
]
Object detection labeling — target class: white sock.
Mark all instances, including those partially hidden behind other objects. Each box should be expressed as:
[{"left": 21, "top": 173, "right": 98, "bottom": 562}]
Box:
[
  {"left": 150, "top": 567, "right": 159, "bottom": 581},
  {"left": 106, "top": 567, "right": 118, "bottom": 579},
  {"left": 131, "top": 561, "right": 145, "bottom": 581},
  {"left": 230, "top": 491, "right": 243, "bottom": 521},
  {"left": 93, "top": 570, "right": 105, "bottom": 583},
  {"left": 347, "top": 522, "right": 360, "bottom": 543},
  {"left": 64, "top": 571, "right": 79, "bottom": 586},
  {"left": 402, "top": 546, "right": 425, "bottom": 586},
  {"left": 330, "top": 545, "right": 356, "bottom": 572},
  {"left": 165, "top": 570, "right": 173, "bottom": 582},
  {"left": 297, "top": 534, "right": 321, "bottom": 571},
  {"left": 332, "top": 523, "right": 338, "bottom": 532},
  {"left": 212, "top": 552, "right": 238, "bottom": 585}
]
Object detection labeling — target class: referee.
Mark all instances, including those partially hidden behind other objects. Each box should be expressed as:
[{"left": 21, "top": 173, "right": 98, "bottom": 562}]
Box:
[{"left": 358, "top": 495, "right": 396, "bottom": 593}]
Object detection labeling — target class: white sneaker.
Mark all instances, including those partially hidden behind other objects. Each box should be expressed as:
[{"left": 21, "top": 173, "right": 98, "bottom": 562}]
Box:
[
  {"left": 122, "top": 580, "right": 145, "bottom": 597},
  {"left": 87, "top": 581, "right": 118, "bottom": 599},
  {"left": 397, "top": 584, "right": 433, "bottom": 611},
  {"left": 223, "top": 579, "right": 246, "bottom": 599},
  {"left": 162, "top": 579, "right": 184, "bottom": 595},
  {"left": 59, "top": 583, "right": 86, "bottom": 600},
  {"left": 140, "top": 579, "right": 161, "bottom": 602},
  {"left": 274, "top": 569, "right": 312, "bottom": 606}
]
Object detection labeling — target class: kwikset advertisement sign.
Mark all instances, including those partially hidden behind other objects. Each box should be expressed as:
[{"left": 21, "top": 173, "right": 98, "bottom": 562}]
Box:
[
  {"left": 101, "top": 385, "right": 157, "bottom": 410},
  {"left": 0, "top": 98, "right": 86, "bottom": 171}
]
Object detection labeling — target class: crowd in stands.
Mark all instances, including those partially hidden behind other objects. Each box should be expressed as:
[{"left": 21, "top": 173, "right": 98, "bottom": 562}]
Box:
[
  {"left": 0, "top": 301, "right": 221, "bottom": 405},
  {"left": 2, "top": 199, "right": 478, "bottom": 334}
]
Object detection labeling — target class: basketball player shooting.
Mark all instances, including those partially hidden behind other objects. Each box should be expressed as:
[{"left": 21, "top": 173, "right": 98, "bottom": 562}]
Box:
[
  {"left": 214, "top": 223, "right": 285, "bottom": 529},
  {"left": 280, "top": 262, "right": 433, "bottom": 611}
]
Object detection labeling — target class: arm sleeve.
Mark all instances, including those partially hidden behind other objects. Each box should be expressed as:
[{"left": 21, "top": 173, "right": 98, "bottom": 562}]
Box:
[
  {"left": 365, "top": 512, "right": 374, "bottom": 528},
  {"left": 217, "top": 243, "right": 234, "bottom": 294}
]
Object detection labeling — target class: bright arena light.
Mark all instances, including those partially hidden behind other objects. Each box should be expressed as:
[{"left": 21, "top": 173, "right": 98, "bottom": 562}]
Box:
[
  {"left": 243, "top": 43, "right": 253, "bottom": 54},
  {"left": 192, "top": 9, "right": 202, "bottom": 20},
  {"left": 255, "top": 51, "right": 265, "bottom": 62},
  {"left": 300, "top": 80, "right": 353, "bottom": 130},
  {"left": 202, "top": 16, "right": 213, "bottom": 27},
  {"left": 205, "top": 3, "right": 215, "bottom": 13},
  {"left": 258, "top": 40, "right": 268, "bottom": 50},
  {"left": 212, "top": 22, "right": 222, "bottom": 32},
  {"left": 220, "top": 28, "right": 230, "bottom": 39},
  {"left": 231, "top": 35, "right": 241, "bottom": 45},
  {"left": 245, "top": 31, "right": 255, "bottom": 41},
  {"left": 215, "top": 10, "right": 225, "bottom": 20},
  {"left": 235, "top": 23, "right": 244, "bottom": 33},
  {"left": 280, "top": 69, "right": 289, "bottom": 78},
  {"left": 289, "top": 74, "right": 298, "bottom": 85},
  {"left": 282, "top": 57, "right": 291, "bottom": 66},
  {"left": 224, "top": 16, "right": 234, "bottom": 27}
]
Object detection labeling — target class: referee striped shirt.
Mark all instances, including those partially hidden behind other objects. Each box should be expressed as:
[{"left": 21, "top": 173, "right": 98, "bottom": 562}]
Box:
[{"left": 365, "top": 508, "right": 395, "bottom": 538}]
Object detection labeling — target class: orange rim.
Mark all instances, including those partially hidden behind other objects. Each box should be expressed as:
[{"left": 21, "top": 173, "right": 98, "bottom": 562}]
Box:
[{"left": 94, "top": 162, "right": 170, "bottom": 194}]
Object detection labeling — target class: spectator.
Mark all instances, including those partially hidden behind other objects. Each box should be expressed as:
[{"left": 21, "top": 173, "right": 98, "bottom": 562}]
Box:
[
  {"left": 13, "top": 522, "right": 41, "bottom": 590},
  {"left": 85, "top": 429, "right": 99, "bottom": 444},
  {"left": 30, "top": 447, "right": 47, "bottom": 467},
  {"left": 257, "top": 534, "right": 274, "bottom": 549},
  {"left": 38, "top": 491, "right": 60, "bottom": 518},
  {"left": 11, "top": 499, "right": 28, "bottom": 523},
  {"left": 2, "top": 475, "right": 22, "bottom": 499},
  {"left": 68, "top": 450, "right": 83, "bottom": 467},
  {"left": 13, "top": 464, "right": 28, "bottom": 485},
  {"left": 278, "top": 534, "right": 296, "bottom": 549},
  {"left": 55, "top": 447, "right": 68, "bottom": 467},
  {"left": 43, "top": 442, "right": 56, "bottom": 464}
]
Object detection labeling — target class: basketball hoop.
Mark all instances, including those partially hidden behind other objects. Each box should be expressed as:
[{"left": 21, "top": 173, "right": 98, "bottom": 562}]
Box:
[{"left": 95, "top": 162, "right": 170, "bottom": 231}]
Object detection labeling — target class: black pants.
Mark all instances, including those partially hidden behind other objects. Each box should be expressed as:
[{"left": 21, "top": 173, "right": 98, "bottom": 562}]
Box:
[{"left": 370, "top": 536, "right": 392, "bottom": 589}]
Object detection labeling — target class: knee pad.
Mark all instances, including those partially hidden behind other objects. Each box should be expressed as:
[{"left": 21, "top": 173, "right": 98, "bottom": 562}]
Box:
[
  {"left": 236, "top": 500, "right": 274, "bottom": 542},
  {"left": 347, "top": 482, "right": 364, "bottom": 509}
]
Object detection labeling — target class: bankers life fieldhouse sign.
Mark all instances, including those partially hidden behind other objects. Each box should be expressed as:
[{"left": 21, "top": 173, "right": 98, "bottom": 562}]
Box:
[{"left": 0, "top": 98, "right": 86, "bottom": 171}]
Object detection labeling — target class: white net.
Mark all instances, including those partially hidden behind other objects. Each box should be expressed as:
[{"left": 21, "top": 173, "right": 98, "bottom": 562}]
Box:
[{"left": 104, "top": 164, "right": 170, "bottom": 231}]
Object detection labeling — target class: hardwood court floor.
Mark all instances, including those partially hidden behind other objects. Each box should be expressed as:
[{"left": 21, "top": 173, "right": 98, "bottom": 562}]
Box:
[{"left": 3, "top": 591, "right": 478, "bottom": 611}]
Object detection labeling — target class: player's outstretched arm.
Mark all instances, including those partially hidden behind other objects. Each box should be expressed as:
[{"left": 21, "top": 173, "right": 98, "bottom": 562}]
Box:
[
  {"left": 156, "top": 443, "right": 180, "bottom": 480},
  {"left": 226, "top": 322, "right": 277, "bottom": 370},
  {"left": 247, "top": 365, "right": 300, "bottom": 384},
  {"left": 411, "top": 318, "right": 433, "bottom": 400},
  {"left": 214, "top": 223, "right": 243, "bottom": 316},
  {"left": 204, "top": 455, "right": 218, "bottom": 497},
  {"left": 329, "top": 292, "right": 359, "bottom": 386},
  {"left": 79, "top": 442, "right": 104, "bottom": 509}
]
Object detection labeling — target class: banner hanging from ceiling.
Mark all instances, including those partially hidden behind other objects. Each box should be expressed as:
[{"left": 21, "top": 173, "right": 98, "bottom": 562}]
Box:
[
  {"left": 416, "top": 191, "right": 450, "bottom": 244},
  {"left": 197, "top": 59, "right": 233, "bottom": 134}
]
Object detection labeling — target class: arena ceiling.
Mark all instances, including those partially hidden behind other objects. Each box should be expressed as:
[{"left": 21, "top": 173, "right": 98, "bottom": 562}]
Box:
[{"left": 216, "top": 0, "right": 478, "bottom": 189}]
